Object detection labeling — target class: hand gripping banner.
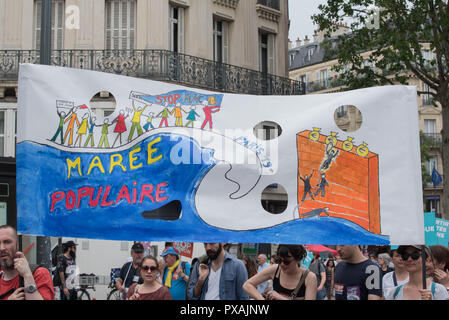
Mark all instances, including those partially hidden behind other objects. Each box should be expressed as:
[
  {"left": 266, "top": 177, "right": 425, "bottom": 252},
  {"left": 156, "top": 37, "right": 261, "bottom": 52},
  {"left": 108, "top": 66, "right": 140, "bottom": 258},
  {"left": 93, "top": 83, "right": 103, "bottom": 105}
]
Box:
[{"left": 17, "top": 64, "right": 424, "bottom": 244}]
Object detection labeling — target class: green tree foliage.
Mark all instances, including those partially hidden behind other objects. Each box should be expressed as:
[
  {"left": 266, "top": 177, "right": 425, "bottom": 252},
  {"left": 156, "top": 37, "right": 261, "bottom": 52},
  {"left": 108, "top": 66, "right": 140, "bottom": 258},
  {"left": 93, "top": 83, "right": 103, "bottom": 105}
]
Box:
[
  {"left": 313, "top": 0, "right": 449, "bottom": 218},
  {"left": 420, "top": 131, "right": 434, "bottom": 188}
]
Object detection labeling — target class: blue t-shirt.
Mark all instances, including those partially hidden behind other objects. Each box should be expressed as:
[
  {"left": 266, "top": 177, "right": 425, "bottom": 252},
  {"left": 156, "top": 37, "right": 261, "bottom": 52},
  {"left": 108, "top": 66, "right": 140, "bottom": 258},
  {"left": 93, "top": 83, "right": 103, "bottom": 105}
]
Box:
[
  {"left": 162, "top": 261, "right": 191, "bottom": 300},
  {"left": 334, "top": 259, "right": 382, "bottom": 300}
]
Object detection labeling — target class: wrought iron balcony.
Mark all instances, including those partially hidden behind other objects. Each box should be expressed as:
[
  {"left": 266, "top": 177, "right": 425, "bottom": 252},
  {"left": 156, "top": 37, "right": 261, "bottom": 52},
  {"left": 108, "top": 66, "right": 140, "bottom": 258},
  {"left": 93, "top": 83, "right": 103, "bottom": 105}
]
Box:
[
  {"left": 304, "top": 76, "right": 346, "bottom": 93},
  {"left": 0, "top": 49, "right": 305, "bottom": 96},
  {"left": 421, "top": 132, "right": 442, "bottom": 147}
]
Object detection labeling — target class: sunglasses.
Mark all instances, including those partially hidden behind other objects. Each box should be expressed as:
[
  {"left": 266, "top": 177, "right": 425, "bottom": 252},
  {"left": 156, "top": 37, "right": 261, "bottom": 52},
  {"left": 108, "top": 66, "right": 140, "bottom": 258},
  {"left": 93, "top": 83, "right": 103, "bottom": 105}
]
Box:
[
  {"left": 141, "top": 265, "right": 158, "bottom": 272},
  {"left": 401, "top": 252, "right": 421, "bottom": 261},
  {"left": 276, "top": 257, "right": 294, "bottom": 265}
]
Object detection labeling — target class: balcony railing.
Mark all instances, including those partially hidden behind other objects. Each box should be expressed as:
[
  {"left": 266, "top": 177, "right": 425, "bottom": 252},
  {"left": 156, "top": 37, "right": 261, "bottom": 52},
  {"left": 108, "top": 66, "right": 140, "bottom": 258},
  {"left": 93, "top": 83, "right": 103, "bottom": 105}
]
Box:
[
  {"left": 257, "top": 0, "right": 280, "bottom": 10},
  {"left": 304, "top": 76, "right": 346, "bottom": 93},
  {"left": 421, "top": 133, "right": 442, "bottom": 147},
  {"left": 0, "top": 49, "right": 305, "bottom": 96}
]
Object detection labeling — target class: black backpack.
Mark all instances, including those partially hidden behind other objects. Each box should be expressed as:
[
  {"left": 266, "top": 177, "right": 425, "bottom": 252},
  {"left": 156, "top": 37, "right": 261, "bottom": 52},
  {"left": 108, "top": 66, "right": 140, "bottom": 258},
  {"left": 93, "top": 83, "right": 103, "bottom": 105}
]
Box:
[{"left": 51, "top": 245, "right": 63, "bottom": 287}]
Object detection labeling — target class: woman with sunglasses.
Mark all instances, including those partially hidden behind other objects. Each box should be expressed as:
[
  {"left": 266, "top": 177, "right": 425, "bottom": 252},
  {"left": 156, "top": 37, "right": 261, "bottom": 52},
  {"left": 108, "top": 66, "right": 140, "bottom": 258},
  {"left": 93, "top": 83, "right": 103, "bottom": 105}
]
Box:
[
  {"left": 126, "top": 256, "right": 172, "bottom": 300},
  {"left": 384, "top": 245, "right": 449, "bottom": 300},
  {"left": 243, "top": 245, "right": 317, "bottom": 300}
]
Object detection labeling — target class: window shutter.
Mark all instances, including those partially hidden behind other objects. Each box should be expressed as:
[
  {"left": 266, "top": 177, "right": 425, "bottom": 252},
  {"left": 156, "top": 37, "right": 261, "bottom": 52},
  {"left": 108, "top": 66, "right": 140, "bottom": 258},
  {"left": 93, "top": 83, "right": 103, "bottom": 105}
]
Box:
[
  {"left": 267, "top": 33, "right": 275, "bottom": 74},
  {"left": 178, "top": 7, "right": 185, "bottom": 53},
  {"left": 169, "top": 6, "right": 174, "bottom": 51},
  {"left": 105, "top": 1, "right": 111, "bottom": 49},
  {"left": 54, "top": 0, "right": 64, "bottom": 50},
  {"left": 113, "top": 1, "right": 120, "bottom": 49},
  {"left": 34, "top": 0, "right": 64, "bottom": 50},
  {"left": 129, "top": 0, "right": 136, "bottom": 49},
  {"left": 121, "top": 0, "right": 128, "bottom": 50},
  {"left": 222, "top": 21, "right": 228, "bottom": 64},
  {"left": 34, "top": 0, "right": 42, "bottom": 50}
]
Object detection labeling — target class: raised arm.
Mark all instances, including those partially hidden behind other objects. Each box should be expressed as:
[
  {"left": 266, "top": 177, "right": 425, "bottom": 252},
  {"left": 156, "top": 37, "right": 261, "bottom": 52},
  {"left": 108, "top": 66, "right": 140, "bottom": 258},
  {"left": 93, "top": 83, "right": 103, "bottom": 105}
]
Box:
[{"left": 243, "top": 264, "right": 276, "bottom": 300}]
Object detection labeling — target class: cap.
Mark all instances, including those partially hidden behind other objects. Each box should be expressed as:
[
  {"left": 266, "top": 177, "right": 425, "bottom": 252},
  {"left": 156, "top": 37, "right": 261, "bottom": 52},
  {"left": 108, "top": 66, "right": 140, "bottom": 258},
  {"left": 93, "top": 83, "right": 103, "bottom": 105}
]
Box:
[
  {"left": 131, "top": 242, "right": 144, "bottom": 253},
  {"left": 160, "top": 247, "right": 179, "bottom": 257},
  {"left": 397, "top": 245, "right": 431, "bottom": 258},
  {"left": 63, "top": 241, "right": 78, "bottom": 249}
]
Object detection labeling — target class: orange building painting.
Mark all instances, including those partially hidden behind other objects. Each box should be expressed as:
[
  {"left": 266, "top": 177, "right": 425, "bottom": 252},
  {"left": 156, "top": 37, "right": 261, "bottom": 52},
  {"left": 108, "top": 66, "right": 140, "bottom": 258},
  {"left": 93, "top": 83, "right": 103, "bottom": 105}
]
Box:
[{"left": 296, "top": 130, "right": 381, "bottom": 235}]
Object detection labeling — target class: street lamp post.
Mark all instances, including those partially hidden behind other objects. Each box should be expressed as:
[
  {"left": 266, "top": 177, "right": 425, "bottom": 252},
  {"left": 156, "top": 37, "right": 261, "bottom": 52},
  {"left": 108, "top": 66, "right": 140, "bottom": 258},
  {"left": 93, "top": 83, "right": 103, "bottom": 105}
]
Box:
[{"left": 36, "top": 0, "right": 52, "bottom": 269}]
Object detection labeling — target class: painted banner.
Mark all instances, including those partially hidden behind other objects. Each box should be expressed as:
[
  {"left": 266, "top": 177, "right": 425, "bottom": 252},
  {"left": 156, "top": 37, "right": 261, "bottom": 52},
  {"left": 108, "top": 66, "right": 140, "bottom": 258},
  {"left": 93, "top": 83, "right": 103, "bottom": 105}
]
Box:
[
  {"left": 424, "top": 212, "right": 449, "bottom": 246},
  {"left": 173, "top": 242, "right": 194, "bottom": 258},
  {"left": 17, "top": 64, "right": 424, "bottom": 244}
]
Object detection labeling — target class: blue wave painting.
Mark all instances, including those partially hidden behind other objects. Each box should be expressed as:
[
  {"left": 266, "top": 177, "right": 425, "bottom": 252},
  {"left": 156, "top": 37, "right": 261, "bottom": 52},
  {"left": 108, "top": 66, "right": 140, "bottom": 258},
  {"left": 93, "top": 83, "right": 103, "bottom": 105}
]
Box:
[{"left": 17, "top": 133, "right": 389, "bottom": 244}]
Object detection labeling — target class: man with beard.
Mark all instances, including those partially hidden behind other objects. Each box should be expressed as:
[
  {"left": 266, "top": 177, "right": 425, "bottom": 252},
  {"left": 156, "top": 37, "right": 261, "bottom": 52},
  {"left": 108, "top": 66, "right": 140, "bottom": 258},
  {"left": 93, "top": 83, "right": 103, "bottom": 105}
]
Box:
[
  {"left": 0, "top": 225, "right": 54, "bottom": 300},
  {"left": 186, "top": 243, "right": 249, "bottom": 300},
  {"left": 115, "top": 242, "right": 144, "bottom": 300},
  {"left": 56, "top": 240, "right": 78, "bottom": 300}
]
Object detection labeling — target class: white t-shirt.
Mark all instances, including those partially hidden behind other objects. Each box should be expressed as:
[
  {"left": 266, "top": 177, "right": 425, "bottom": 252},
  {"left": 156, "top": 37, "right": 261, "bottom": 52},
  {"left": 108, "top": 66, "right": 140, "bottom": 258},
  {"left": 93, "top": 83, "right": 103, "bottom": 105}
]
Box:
[
  {"left": 384, "top": 282, "right": 449, "bottom": 300},
  {"left": 204, "top": 266, "right": 222, "bottom": 300},
  {"left": 382, "top": 271, "right": 409, "bottom": 297}
]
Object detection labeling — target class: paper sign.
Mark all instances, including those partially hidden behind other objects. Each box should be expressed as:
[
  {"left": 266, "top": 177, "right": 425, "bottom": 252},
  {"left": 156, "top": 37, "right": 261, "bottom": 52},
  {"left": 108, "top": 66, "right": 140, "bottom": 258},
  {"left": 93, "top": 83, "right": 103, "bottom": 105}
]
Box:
[
  {"left": 16, "top": 64, "right": 424, "bottom": 244},
  {"left": 173, "top": 242, "right": 194, "bottom": 258},
  {"left": 425, "top": 212, "right": 449, "bottom": 246},
  {"left": 301, "top": 250, "right": 314, "bottom": 269}
]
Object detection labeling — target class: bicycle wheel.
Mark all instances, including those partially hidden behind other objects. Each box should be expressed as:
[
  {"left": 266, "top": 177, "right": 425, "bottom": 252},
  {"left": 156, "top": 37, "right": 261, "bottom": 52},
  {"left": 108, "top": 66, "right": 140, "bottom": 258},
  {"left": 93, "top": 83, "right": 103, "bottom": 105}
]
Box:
[
  {"left": 107, "top": 288, "right": 122, "bottom": 300},
  {"left": 77, "top": 289, "right": 91, "bottom": 300}
]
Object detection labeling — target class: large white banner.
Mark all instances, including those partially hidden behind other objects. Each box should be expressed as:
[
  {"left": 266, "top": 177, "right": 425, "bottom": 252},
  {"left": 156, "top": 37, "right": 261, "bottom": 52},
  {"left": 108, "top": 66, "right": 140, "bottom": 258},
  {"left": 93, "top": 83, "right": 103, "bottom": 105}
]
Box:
[{"left": 17, "top": 64, "right": 424, "bottom": 244}]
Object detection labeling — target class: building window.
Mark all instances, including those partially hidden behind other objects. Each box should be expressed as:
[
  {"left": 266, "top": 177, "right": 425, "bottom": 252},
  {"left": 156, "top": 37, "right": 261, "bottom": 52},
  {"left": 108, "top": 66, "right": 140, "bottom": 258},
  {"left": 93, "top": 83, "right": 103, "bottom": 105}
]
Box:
[
  {"left": 425, "top": 156, "right": 438, "bottom": 185},
  {"left": 424, "top": 119, "right": 436, "bottom": 135},
  {"left": 307, "top": 47, "right": 314, "bottom": 61},
  {"left": 422, "top": 82, "right": 435, "bottom": 105},
  {"left": 257, "top": 0, "right": 280, "bottom": 11},
  {"left": 0, "top": 111, "right": 5, "bottom": 157},
  {"left": 426, "top": 196, "right": 440, "bottom": 215},
  {"left": 336, "top": 105, "right": 348, "bottom": 118},
  {"left": 0, "top": 107, "right": 18, "bottom": 157},
  {"left": 34, "top": 0, "right": 65, "bottom": 50},
  {"left": 259, "top": 32, "right": 275, "bottom": 74},
  {"left": 105, "top": 0, "right": 136, "bottom": 50},
  {"left": 213, "top": 19, "right": 229, "bottom": 64},
  {"left": 170, "top": 6, "right": 185, "bottom": 53}
]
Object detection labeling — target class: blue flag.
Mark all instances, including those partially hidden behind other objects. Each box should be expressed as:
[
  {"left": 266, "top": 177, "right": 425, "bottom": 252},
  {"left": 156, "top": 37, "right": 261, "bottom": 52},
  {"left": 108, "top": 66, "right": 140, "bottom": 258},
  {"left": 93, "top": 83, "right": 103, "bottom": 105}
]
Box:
[{"left": 431, "top": 167, "right": 442, "bottom": 187}]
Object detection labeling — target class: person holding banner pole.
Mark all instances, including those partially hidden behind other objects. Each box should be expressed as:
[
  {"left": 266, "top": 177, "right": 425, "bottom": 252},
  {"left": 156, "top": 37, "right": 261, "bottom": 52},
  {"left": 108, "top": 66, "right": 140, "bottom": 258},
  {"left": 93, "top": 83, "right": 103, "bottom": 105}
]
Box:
[{"left": 384, "top": 245, "right": 449, "bottom": 300}]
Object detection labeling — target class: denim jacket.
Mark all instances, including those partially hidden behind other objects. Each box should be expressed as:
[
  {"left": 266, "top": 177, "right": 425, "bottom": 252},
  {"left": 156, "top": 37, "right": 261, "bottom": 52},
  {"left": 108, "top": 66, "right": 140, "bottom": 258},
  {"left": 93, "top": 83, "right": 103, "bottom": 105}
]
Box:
[{"left": 186, "top": 252, "right": 249, "bottom": 300}]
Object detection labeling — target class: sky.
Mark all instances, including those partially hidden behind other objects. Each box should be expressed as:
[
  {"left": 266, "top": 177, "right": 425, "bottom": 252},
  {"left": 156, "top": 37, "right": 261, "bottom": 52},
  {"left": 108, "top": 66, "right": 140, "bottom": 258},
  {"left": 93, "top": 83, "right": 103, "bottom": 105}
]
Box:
[{"left": 288, "top": 0, "right": 328, "bottom": 44}]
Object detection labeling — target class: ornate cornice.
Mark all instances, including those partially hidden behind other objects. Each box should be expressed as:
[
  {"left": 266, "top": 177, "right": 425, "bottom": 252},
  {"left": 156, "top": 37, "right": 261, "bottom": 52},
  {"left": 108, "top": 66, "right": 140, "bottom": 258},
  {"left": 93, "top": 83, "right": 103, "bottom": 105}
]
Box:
[
  {"left": 212, "top": 0, "right": 239, "bottom": 9},
  {"left": 256, "top": 4, "right": 281, "bottom": 23}
]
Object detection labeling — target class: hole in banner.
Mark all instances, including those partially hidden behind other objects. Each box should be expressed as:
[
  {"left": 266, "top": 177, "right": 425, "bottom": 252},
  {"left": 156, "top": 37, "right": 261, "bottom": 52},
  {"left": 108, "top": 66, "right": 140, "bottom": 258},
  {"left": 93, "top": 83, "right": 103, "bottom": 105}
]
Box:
[{"left": 334, "top": 105, "right": 363, "bottom": 132}]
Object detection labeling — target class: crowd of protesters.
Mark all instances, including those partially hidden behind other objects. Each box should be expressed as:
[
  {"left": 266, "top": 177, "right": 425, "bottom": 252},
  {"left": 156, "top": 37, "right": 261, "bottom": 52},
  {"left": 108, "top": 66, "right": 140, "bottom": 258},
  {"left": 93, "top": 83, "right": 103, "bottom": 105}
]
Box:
[{"left": 1, "top": 224, "right": 449, "bottom": 300}]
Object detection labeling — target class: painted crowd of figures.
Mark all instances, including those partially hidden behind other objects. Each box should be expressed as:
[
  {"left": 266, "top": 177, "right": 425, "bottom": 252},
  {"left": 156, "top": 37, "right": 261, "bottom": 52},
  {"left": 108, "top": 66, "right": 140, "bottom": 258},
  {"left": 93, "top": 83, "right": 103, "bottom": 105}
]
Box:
[{"left": 49, "top": 100, "right": 221, "bottom": 149}]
